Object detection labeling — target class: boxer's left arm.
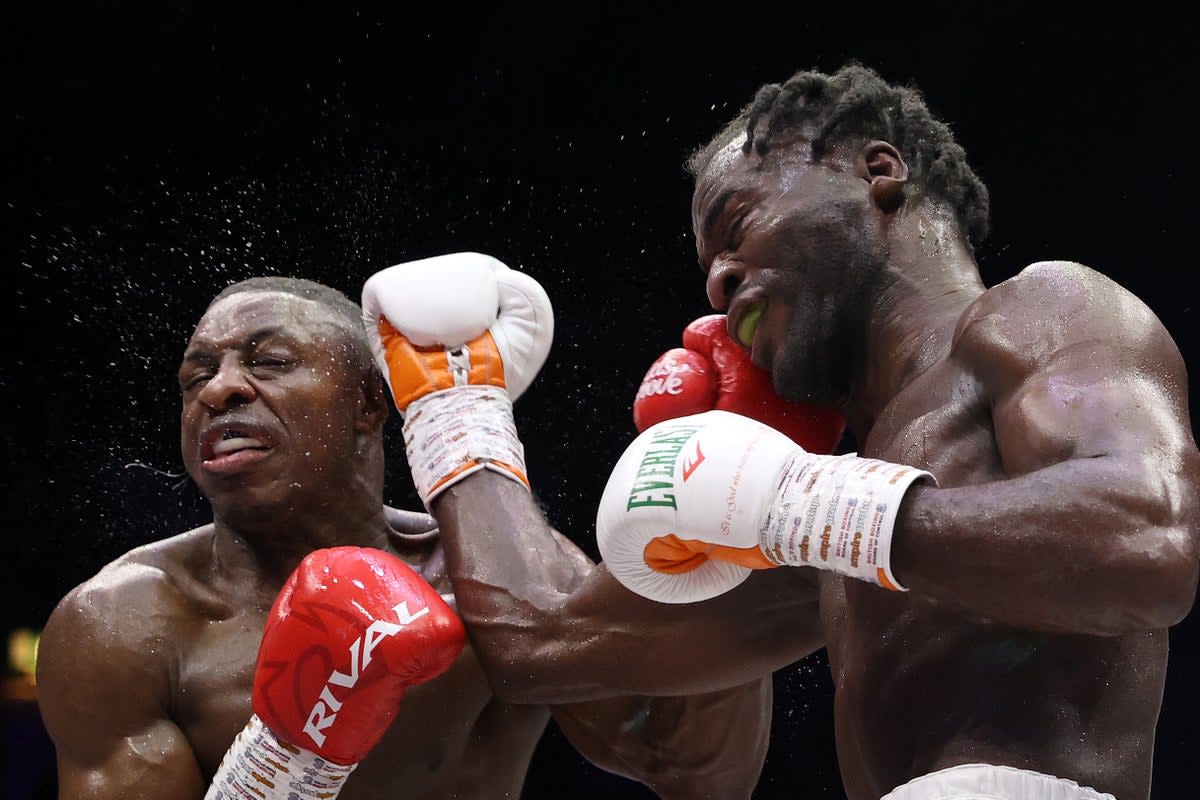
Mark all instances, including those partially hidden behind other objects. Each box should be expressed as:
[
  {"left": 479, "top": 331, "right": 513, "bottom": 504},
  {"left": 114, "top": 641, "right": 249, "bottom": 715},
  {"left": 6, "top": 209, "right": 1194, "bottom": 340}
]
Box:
[
  {"left": 363, "top": 254, "right": 824, "bottom": 703},
  {"left": 891, "top": 263, "right": 1200, "bottom": 634},
  {"left": 549, "top": 684, "right": 772, "bottom": 800},
  {"left": 530, "top": 530, "right": 771, "bottom": 799}
]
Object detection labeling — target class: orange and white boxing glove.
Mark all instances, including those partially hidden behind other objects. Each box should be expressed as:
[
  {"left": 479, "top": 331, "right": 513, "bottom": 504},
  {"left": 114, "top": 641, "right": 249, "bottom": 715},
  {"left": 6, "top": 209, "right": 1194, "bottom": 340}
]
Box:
[
  {"left": 633, "top": 314, "right": 845, "bottom": 454},
  {"left": 206, "top": 547, "right": 465, "bottom": 799},
  {"left": 596, "top": 410, "right": 935, "bottom": 604},
  {"left": 361, "top": 252, "right": 552, "bottom": 507}
]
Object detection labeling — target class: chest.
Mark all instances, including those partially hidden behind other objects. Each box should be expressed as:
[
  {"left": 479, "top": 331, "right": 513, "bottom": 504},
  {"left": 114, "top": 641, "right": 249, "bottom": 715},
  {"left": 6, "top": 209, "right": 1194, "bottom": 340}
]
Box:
[
  {"left": 174, "top": 601, "right": 495, "bottom": 798},
  {"left": 823, "top": 364, "right": 1008, "bottom": 660},
  {"left": 861, "top": 362, "right": 1003, "bottom": 488}
]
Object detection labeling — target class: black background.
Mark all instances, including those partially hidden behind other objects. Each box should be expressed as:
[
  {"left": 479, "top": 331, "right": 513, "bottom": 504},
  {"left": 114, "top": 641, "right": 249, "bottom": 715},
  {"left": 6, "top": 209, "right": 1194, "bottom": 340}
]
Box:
[{"left": 7, "top": 4, "right": 1197, "bottom": 799}]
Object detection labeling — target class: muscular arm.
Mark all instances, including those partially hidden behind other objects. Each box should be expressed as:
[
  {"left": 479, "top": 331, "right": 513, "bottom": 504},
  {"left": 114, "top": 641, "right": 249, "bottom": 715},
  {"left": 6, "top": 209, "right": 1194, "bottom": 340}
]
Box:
[
  {"left": 37, "top": 572, "right": 206, "bottom": 799},
  {"left": 433, "top": 475, "right": 779, "bottom": 795},
  {"left": 434, "top": 472, "right": 821, "bottom": 701},
  {"left": 549, "top": 684, "right": 772, "bottom": 800},
  {"left": 892, "top": 262, "right": 1200, "bottom": 635}
]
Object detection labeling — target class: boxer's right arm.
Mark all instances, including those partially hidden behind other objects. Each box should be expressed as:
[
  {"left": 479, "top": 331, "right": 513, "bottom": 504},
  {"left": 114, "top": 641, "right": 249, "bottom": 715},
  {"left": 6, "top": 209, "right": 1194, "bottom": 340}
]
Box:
[{"left": 38, "top": 574, "right": 207, "bottom": 799}]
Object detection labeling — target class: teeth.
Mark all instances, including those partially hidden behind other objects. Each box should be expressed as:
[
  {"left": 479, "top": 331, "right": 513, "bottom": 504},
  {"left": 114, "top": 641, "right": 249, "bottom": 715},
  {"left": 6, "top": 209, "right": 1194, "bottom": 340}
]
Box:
[
  {"left": 737, "top": 301, "right": 766, "bottom": 347},
  {"left": 213, "top": 437, "right": 264, "bottom": 456}
]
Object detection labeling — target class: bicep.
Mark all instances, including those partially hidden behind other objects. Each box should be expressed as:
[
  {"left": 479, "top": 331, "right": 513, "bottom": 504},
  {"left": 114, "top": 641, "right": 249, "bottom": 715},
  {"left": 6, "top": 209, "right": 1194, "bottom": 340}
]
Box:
[
  {"left": 53, "top": 720, "right": 205, "bottom": 800},
  {"left": 38, "top": 596, "right": 205, "bottom": 799},
  {"left": 987, "top": 315, "right": 1194, "bottom": 478},
  {"left": 558, "top": 563, "right": 823, "bottom": 695},
  {"left": 550, "top": 678, "right": 773, "bottom": 797}
]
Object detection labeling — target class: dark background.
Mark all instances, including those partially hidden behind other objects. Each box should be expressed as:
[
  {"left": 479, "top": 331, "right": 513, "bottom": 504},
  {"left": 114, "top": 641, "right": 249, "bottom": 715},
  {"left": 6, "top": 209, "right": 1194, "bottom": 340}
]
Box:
[{"left": 6, "top": 4, "right": 1196, "bottom": 799}]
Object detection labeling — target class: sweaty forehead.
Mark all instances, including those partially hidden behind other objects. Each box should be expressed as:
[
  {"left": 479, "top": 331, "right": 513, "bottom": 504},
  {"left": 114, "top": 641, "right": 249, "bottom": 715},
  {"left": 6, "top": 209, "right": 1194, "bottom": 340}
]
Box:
[
  {"left": 691, "top": 133, "right": 838, "bottom": 229},
  {"left": 188, "top": 291, "right": 342, "bottom": 349},
  {"left": 692, "top": 136, "right": 747, "bottom": 222}
]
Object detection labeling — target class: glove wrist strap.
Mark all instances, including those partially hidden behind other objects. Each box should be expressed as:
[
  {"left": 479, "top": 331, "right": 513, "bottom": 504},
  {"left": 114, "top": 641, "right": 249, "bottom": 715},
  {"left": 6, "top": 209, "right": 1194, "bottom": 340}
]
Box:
[
  {"left": 205, "top": 714, "right": 357, "bottom": 799},
  {"left": 760, "top": 453, "right": 934, "bottom": 591},
  {"left": 403, "top": 385, "right": 529, "bottom": 509}
]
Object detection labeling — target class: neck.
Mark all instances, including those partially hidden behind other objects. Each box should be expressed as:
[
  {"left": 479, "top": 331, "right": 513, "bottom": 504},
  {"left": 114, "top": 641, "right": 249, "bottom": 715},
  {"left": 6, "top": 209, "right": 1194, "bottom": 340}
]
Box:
[
  {"left": 845, "top": 206, "right": 985, "bottom": 440},
  {"left": 209, "top": 458, "right": 389, "bottom": 587}
]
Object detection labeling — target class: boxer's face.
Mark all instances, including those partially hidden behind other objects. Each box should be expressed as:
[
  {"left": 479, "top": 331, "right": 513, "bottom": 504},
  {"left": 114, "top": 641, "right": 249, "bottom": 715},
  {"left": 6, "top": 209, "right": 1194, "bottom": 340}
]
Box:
[
  {"left": 691, "top": 134, "right": 885, "bottom": 405},
  {"left": 179, "top": 291, "right": 368, "bottom": 519}
]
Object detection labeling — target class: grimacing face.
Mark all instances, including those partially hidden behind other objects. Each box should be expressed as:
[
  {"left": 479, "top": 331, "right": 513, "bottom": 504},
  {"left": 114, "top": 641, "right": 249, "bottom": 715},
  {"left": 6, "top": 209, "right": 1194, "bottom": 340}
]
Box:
[
  {"left": 178, "top": 291, "right": 369, "bottom": 521},
  {"left": 690, "top": 134, "right": 887, "bottom": 405}
]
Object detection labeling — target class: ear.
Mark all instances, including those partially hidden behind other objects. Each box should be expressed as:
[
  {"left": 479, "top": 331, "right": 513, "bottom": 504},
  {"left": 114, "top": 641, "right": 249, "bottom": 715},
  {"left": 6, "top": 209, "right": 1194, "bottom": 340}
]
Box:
[
  {"left": 355, "top": 368, "right": 391, "bottom": 435},
  {"left": 861, "top": 141, "right": 908, "bottom": 214}
]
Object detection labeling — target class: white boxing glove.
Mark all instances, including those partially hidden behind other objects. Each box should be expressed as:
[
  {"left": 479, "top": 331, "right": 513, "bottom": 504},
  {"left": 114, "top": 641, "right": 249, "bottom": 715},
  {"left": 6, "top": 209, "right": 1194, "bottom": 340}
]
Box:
[
  {"left": 596, "top": 410, "right": 934, "bottom": 604},
  {"left": 361, "top": 252, "right": 553, "bottom": 506}
]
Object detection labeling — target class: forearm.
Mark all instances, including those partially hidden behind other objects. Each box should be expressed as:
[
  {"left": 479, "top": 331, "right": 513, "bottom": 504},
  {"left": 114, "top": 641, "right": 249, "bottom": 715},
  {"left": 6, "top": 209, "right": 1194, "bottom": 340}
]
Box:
[
  {"left": 431, "top": 475, "right": 593, "bottom": 697},
  {"left": 551, "top": 677, "right": 772, "bottom": 800},
  {"left": 892, "top": 456, "right": 1200, "bottom": 634},
  {"left": 433, "top": 473, "right": 822, "bottom": 701}
]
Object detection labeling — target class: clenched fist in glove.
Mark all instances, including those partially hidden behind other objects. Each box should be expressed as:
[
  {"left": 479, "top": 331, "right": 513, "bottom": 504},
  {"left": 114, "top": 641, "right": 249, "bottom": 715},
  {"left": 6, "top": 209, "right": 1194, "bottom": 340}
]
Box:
[
  {"left": 206, "top": 546, "right": 465, "bottom": 799},
  {"left": 361, "top": 252, "right": 553, "bottom": 508},
  {"left": 597, "top": 411, "right": 934, "bottom": 604},
  {"left": 633, "top": 314, "right": 845, "bottom": 454}
]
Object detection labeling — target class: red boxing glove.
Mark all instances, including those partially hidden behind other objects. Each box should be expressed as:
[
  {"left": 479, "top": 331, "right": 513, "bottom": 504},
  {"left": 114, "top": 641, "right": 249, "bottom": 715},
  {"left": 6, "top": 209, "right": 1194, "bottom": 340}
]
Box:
[
  {"left": 633, "top": 314, "right": 846, "bottom": 454},
  {"left": 253, "top": 546, "right": 465, "bottom": 766}
]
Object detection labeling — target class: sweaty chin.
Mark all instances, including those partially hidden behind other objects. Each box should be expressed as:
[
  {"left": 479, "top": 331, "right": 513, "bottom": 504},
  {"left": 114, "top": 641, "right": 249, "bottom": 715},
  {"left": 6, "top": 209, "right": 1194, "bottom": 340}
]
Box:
[{"left": 771, "top": 337, "right": 843, "bottom": 406}]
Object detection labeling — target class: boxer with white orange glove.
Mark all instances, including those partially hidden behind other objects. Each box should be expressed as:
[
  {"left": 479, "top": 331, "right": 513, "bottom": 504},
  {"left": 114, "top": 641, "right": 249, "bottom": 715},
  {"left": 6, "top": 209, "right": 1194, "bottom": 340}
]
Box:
[
  {"left": 633, "top": 314, "right": 845, "bottom": 454},
  {"left": 597, "top": 410, "right": 935, "bottom": 604},
  {"left": 360, "top": 252, "right": 552, "bottom": 508},
  {"left": 206, "top": 546, "right": 465, "bottom": 799}
]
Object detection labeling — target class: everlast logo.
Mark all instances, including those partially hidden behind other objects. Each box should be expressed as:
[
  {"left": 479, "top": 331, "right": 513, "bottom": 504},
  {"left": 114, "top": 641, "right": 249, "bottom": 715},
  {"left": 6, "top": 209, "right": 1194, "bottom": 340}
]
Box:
[
  {"left": 302, "top": 601, "right": 429, "bottom": 748},
  {"left": 626, "top": 425, "right": 701, "bottom": 510}
]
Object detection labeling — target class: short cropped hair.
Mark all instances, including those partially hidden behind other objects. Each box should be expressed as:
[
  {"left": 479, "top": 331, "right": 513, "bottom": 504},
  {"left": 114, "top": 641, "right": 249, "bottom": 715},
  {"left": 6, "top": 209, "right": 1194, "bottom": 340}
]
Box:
[{"left": 688, "top": 62, "right": 990, "bottom": 249}]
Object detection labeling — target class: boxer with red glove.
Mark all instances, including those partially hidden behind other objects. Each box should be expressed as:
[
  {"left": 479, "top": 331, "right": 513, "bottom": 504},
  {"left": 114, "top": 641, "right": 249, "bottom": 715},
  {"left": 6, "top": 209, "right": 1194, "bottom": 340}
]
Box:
[
  {"left": 633, "top": 314, "right": 845, "bottom": 454},
  {"left": 206, "top": 547, "right": 465, "bottom": 800}
]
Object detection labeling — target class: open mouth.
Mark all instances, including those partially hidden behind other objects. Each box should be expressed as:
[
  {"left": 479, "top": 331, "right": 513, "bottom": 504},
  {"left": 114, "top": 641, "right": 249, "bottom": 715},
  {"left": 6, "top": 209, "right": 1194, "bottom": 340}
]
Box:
[
  {"left": 735, "top": 299, "right": 767, "bottom": 348},
  {"left": 199, "top": 423, "right": 275, "bottom": 474},
  {"left": 212, "top": 430, "right": 270, "bottom": 457}
]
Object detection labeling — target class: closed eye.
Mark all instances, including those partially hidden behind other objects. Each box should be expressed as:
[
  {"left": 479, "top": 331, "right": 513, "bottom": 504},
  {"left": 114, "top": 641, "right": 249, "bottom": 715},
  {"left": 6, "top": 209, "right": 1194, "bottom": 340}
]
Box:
[
  {"left": 249, "top": 358, "right": 293, "bottom": 377},
  {"left": 180, "top": 372, "right": 213, "bottom": 390}
]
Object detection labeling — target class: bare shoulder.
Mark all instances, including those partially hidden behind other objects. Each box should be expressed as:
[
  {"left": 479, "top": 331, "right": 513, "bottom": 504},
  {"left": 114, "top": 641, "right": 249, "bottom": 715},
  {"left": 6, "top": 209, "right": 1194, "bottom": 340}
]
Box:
[
  {"left": 952, "top": 261, "right": 1182, "bottom": 389},
  {"left": 43, "top": 525, "right": 218, "bottom": 652},
  {"left": 36, "top": 527, "right": 216, "bottom": 741}
]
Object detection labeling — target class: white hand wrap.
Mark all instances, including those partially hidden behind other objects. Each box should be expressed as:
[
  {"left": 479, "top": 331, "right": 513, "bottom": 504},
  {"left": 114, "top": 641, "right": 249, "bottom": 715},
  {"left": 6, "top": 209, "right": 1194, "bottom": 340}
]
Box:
[
  {"left": 403, "top": 385, "right": 527, "bottom": 507},
  {"left": 761, "top": 453, "right": 934, "bottom": 591},
  {"left": 205, "top": 714, "right": 357, "bottom": 800}
]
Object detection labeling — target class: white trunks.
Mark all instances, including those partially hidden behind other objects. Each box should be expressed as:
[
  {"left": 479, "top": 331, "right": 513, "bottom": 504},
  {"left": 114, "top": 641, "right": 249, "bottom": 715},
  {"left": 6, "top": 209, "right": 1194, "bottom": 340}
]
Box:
[{"left": 881, "top": 763, "right": 1117, "bottom": 800}]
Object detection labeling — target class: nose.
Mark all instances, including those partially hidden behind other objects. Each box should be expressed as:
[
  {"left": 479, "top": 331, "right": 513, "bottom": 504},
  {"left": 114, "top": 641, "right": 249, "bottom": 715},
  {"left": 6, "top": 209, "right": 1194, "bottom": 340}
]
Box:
[
  {"left": 196, "top": 357, "right": 257, "bottom": 412},
  {"left": 705, "top": 257, "right": 745, "bottom": 311}
]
